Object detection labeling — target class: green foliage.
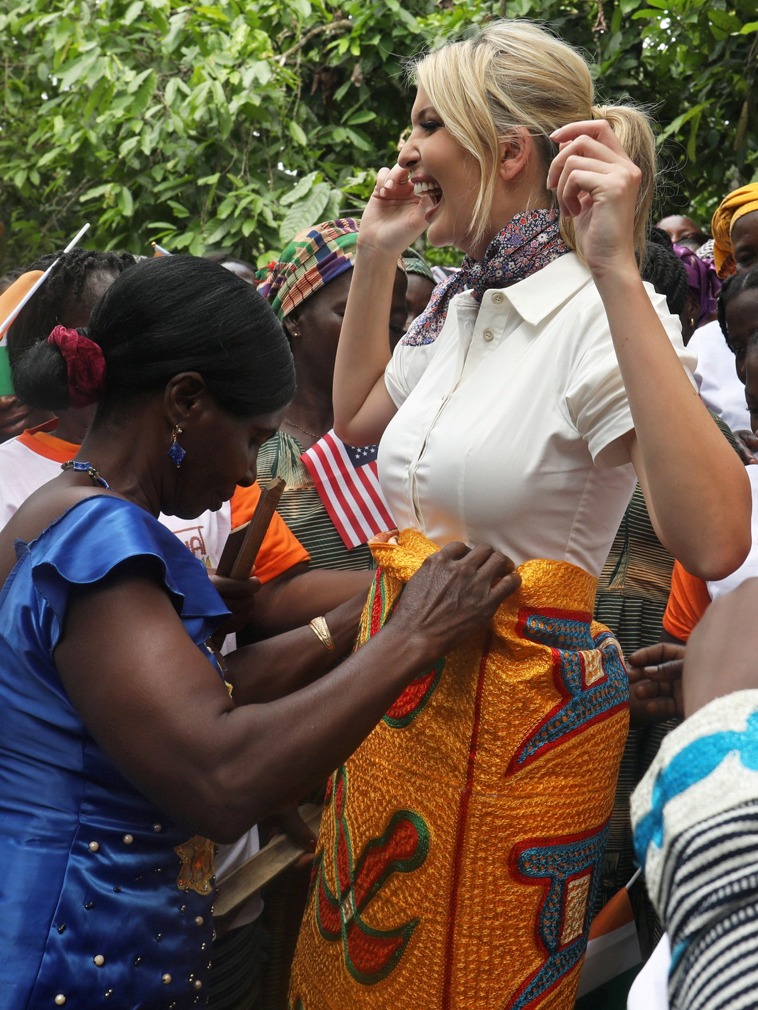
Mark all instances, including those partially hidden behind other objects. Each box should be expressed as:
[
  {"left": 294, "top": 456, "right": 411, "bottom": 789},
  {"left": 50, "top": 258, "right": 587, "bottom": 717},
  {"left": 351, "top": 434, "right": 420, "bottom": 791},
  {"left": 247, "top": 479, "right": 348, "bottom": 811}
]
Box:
[{"left": 1, "top": 0, "right": 756, "bottom": 270}]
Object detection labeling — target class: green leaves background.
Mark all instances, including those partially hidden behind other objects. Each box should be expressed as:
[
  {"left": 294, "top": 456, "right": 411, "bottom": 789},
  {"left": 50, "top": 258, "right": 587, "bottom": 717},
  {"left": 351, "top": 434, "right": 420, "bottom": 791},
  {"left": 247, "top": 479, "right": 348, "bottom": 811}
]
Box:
[{"left": 1, "top": 0, "right": 755, "bottom": 270}]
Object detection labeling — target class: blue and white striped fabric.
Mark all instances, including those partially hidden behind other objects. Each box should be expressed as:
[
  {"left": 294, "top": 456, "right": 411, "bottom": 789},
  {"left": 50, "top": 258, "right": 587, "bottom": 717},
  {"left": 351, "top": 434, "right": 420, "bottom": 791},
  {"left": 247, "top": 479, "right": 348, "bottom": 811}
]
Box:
[{"left": 631, "top": 691, "right": 758, "bottom": 1009}]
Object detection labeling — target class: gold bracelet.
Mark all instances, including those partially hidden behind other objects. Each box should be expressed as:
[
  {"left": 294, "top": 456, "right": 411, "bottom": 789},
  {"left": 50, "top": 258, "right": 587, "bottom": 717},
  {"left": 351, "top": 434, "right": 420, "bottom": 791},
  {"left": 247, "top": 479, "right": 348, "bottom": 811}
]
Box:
[{"left": 309, "top": 616, "right": 335, "bottom": 651}]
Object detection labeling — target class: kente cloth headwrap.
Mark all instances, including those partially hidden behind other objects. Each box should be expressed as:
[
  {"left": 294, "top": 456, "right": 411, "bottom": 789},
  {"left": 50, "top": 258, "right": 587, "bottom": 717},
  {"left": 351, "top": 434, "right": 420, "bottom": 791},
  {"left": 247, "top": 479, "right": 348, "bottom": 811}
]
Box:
[
  {"left": 257, "top": 219, "right": 360, "bottom": 322},
  {"left": 711, "top": 183, "right": 758, "bottom": 278},
  {"left": 48, "top": 325, "right": 106, "bottom": 408},
  {"left": 673, "top": 243, "right": 722, "bottom": 328},
  {"left": 401, "top": 208, "right": 570, "bottom": 347},
  {"left": 403, "top": 248, "right": 435, "bottom": 283}
]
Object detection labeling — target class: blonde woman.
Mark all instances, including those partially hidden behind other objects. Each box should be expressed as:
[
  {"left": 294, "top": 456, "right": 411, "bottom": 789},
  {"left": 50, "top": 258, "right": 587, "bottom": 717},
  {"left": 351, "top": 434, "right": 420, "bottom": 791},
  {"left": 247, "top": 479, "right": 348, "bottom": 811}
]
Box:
[{"left": 289, "top": 19, "right": 750, "bottom": 1010}]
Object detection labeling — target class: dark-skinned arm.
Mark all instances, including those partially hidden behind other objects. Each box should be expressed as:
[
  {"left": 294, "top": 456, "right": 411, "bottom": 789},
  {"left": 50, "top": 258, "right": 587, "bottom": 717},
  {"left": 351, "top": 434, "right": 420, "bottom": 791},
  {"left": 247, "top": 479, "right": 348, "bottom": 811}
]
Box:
[
  {"left": 682, "top": 577, "right": 758, "bottom": 717},
  {"left": 54, "top": 543, "right": 520, "bottom": 843},
  {"left": 626, "top": 641, "right": 685, "bottom": 725},
  {"left": 224, "top": 587, "right": 367, "bottom": 703},
  {"left": 242, "top": 562, "right": 374, "bottom": 638}
]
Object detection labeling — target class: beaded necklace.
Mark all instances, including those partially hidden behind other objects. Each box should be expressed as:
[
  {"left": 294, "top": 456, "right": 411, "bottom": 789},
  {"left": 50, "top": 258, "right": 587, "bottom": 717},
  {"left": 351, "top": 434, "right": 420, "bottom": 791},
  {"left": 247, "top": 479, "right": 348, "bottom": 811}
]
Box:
[{"left": 61, "top": 460, "right": 111, "bottom": 490}]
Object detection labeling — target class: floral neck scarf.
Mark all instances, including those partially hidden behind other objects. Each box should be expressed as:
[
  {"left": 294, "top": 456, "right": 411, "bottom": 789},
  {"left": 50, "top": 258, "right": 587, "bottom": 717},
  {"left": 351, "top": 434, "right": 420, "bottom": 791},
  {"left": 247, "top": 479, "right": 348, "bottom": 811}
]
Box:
[{"left": 402, "top": 208, "right": 569, "bottom": 346}]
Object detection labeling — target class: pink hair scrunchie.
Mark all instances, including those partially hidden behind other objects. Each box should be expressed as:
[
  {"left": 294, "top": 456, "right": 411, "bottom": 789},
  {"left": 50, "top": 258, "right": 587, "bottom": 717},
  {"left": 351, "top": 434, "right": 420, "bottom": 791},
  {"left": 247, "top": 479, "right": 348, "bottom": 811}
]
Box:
[{"left": 47, "top": 325, "right": 106, "bottom": 408}]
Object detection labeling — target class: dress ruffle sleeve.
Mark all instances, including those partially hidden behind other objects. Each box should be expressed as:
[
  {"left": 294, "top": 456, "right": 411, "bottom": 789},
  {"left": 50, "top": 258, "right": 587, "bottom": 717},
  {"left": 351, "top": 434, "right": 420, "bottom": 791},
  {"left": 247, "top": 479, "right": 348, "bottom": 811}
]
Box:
[{"left": 24, "top": 495, "right": 229, "bottom": 653}]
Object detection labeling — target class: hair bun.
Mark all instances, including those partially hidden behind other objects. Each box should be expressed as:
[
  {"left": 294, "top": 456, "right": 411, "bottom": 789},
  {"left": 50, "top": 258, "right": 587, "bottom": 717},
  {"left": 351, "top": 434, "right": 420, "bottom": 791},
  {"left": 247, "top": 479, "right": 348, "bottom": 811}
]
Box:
[{"left": 47, "top": 325, "right": 106, "bottom": 408}]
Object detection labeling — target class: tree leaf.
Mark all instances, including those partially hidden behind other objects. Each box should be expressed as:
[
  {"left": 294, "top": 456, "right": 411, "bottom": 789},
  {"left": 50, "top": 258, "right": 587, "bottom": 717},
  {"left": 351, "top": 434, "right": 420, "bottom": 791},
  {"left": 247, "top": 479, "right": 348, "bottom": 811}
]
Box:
[
  {"left": 279, "top": 171, "right": 319, "bottom": 206},
  {"left": 122, "top": 1, "right": 145, "bottom": 26},
  {"left": 288, "top": 120, "right": 308, "bottom": 146},
  {"left": 279, "top": 183, "right": 331, "bottom": 244},
  {"left": 118, "top": 186, "right": 135, "bottom": 217}
]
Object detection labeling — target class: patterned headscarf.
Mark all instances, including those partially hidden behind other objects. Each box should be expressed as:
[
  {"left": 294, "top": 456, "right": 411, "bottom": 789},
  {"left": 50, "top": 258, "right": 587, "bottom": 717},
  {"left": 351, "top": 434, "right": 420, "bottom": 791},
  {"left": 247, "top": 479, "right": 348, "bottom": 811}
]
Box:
[
  {"left": 673, "top": 243, "right": 721, "bottom": 328},
  {"left": 711, "top": 183, "right": 758, "bottom": 278},
  {"left": 257, "top": 219, "right": 359, "bottom": 322},
  {"left": 402, "top": 209, "right": 569, "bottom": 346},
  {"left": 402, "top": 248, "right": 435, "bottom": 284}
]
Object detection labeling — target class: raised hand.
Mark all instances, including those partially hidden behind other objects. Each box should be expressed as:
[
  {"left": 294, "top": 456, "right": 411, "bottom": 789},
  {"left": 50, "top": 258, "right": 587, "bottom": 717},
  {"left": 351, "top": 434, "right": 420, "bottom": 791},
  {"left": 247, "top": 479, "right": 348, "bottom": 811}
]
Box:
[
  {"left": 359, "top": 164, "right": 430, "bottom": 257},
  {"left": 547, "top": 120, "right": 641, "bottom": 281},
  {"left": 0, "top": 395, "right": 37, "bottom": 444},
  {"left": 210, "top": 571, "right": 262, "bottom": 635}
]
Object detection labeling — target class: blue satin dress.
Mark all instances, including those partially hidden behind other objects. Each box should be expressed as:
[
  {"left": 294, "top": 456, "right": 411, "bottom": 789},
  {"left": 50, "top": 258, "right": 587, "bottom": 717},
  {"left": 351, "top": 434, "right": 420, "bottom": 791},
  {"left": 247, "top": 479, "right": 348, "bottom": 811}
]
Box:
[{"left": 0, "top": 496, "right": 230, "bottom": 1009}]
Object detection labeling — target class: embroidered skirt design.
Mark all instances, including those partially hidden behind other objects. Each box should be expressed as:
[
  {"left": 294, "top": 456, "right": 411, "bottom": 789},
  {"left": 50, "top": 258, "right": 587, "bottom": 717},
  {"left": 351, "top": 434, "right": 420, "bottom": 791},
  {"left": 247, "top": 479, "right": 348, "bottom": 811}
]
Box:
[{"left": 290, "top": 530, "right": 629, "bottom": 1009}]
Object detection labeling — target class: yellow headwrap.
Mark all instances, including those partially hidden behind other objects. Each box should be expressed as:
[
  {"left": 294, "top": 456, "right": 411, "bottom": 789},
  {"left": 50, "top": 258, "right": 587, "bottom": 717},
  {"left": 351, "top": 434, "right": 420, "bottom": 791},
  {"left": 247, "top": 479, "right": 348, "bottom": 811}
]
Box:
[{"left": 711, "top": 183, "right": 758, "bottom": 278}]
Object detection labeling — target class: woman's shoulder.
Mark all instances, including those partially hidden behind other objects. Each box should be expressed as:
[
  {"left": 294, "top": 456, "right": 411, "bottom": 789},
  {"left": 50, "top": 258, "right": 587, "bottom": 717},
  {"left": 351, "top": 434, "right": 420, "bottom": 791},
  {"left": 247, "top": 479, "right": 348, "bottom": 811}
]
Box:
[
  {"left": 31, "top": 493, "right": 195, "bottom": 564},
  {"left": 15, "top": 494, "right": 226, "bottom": 630},
  {"left": 9, "top": 494, "right": 203, "bottom": 588}
]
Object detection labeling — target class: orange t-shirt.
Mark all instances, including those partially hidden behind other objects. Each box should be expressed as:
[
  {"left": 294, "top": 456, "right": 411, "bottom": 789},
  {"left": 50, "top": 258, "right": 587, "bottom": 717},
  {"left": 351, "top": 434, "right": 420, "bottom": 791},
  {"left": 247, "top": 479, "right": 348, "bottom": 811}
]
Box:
[
  {"left": 229, "top": 482, "right": 308, "bottom": 582},
  {"left": 661, "top": 559, "right": 712, "bottom": 642}
]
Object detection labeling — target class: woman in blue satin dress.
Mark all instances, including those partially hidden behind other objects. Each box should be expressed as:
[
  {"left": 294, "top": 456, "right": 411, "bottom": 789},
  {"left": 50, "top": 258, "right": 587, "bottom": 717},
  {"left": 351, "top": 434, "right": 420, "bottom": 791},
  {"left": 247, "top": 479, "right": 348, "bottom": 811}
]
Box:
[{"left": 0, "top": 255, "right": 521, "bottom": 1009}]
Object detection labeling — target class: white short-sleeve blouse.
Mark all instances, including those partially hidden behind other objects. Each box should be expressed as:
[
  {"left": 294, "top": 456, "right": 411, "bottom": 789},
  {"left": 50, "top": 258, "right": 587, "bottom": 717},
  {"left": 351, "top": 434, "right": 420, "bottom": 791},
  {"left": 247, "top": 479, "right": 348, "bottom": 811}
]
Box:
[{"left": 380, "top": 253, "right": 695, "bottom": 577}]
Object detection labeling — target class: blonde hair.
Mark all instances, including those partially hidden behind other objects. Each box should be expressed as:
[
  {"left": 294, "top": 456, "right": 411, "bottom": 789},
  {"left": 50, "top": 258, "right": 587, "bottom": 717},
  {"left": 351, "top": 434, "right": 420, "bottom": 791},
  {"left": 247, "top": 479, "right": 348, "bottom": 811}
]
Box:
[{"left": 409, "top": 20, "right": 656, "bottom": 261}]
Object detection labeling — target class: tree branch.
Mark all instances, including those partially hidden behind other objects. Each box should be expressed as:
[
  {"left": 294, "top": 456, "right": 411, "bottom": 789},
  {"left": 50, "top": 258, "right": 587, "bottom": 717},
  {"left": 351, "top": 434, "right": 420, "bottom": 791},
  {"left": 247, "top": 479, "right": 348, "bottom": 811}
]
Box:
[{"left": 278, "top": 20, "right": 352, "bottom": 64}]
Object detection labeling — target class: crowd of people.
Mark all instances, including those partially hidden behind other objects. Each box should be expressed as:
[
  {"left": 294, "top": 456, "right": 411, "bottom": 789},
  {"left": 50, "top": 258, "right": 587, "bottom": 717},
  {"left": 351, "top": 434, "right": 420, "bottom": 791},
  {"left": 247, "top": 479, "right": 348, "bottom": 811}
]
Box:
[{"left": 0, "top": 16, "right": 757, "bottom": 1010}]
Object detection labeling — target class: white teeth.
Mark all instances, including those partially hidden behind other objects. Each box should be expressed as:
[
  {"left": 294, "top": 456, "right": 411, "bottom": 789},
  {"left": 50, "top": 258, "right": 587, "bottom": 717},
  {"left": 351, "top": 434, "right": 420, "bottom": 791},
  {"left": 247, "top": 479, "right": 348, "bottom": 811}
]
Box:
[{"left": 414, "top": 181, "right": 441, "bottom": 197}]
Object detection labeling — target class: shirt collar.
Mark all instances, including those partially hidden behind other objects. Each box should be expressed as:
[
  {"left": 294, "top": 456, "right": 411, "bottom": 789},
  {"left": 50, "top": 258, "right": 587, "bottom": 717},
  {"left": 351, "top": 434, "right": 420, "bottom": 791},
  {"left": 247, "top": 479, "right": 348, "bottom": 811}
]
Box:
[{"left": 477, "top": 252, "right": 593, "bottom": 326}]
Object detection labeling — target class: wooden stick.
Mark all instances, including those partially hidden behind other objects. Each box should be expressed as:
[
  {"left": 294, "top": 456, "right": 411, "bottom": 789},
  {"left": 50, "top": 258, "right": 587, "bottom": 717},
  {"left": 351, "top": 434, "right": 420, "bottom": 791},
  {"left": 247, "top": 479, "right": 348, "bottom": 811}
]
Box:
[
  {"left": 215, "top": 476, "right": 286, "bottom": 579},
  {"left": 213, "top": 803, "right": 323, "bottom": 928}
]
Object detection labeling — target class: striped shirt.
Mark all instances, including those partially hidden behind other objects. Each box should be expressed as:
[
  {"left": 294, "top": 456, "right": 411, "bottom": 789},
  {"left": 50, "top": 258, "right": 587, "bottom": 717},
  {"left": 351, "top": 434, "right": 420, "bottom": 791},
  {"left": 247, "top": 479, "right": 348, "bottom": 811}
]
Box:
[{"left": 632, "top": 691, "right": 758, "bottom": 1010}]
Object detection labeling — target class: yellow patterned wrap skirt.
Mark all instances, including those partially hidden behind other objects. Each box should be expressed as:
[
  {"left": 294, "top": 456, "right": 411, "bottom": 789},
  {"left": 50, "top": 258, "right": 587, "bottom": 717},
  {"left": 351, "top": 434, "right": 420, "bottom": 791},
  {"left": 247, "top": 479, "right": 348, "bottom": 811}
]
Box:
[{"left": 289, "top": 530, "right": 629, "bottom": 1009}]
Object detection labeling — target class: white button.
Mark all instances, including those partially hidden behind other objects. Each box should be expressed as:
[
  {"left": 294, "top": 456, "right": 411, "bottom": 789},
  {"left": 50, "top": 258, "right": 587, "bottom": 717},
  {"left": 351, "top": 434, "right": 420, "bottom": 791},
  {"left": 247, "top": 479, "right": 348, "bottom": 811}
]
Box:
[
  {"left": 483, "top": 328, "right": 495, "bottom": 342},
  {"left": 492, "top": 292, "right": 504, "bottom": 303}
]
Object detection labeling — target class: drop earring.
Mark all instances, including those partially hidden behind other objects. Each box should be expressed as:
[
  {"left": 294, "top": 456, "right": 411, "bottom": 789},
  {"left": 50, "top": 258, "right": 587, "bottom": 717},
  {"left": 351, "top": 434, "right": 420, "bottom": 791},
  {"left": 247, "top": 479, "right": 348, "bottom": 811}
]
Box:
[{"left": 168, "top": 425, "right": 186, "bottom": 467}]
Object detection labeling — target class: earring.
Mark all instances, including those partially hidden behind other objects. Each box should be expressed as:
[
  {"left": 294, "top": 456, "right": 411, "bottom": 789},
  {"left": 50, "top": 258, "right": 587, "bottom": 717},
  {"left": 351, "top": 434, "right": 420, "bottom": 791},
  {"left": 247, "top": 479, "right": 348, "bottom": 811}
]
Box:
[{"left": 168, "top": 425, "right": 186, "bottom": 467}]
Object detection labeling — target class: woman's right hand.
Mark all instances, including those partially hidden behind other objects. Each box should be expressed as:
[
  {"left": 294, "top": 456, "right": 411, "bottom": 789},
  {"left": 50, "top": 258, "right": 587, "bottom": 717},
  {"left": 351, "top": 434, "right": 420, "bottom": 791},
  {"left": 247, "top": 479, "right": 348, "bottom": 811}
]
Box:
[
  {"left": 358, "top": 164, "right": 429, "bottom": 257},
  {"left": 389, "top": 542, "right": 521, "bottom": 656},
  {"left": 733, "top": 429, "right": 758, "bottom": 465},
  {"left": 626, "top": 642, "right": 685, "bottom": 724}
]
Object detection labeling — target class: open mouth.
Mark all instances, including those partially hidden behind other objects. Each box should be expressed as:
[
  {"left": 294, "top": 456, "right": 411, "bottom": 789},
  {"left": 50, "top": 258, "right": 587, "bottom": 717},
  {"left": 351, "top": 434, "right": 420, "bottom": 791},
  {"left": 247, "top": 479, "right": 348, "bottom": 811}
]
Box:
[{"left": 414, "top": 180, "right": 442, "bottom": 208}]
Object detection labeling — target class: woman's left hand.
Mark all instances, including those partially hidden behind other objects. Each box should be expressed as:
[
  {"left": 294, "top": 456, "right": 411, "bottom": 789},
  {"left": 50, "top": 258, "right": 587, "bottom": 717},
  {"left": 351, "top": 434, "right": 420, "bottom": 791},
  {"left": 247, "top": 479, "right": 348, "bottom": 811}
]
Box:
[
  {"left": 0, "top": 395, "right": 36, "bottom": 444},
  {"left": 547, "top": 120, "right": 641, "bottom": 280}
]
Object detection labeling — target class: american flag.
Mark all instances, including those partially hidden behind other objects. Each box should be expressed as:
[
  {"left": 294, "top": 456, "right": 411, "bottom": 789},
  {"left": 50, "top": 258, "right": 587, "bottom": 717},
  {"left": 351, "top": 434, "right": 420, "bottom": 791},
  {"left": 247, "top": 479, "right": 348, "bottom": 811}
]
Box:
[{"left": 300, "top": 430, "right": 396, "bottom": 549}]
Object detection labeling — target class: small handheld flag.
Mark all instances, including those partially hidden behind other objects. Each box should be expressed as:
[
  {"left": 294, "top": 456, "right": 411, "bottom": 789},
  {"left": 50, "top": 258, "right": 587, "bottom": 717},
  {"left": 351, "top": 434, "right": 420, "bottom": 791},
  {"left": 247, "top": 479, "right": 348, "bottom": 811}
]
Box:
[
  {"left": 0, "top": 223, "right": 90, "bottom": 342},
  {"left": 300, "top": 430, "right": 395, "bottom": 549}
]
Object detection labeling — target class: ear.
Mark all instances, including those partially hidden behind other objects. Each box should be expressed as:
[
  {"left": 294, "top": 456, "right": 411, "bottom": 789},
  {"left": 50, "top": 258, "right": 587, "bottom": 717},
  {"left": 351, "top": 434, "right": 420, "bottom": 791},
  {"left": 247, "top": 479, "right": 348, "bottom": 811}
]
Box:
[
  {"left": 164, "top": 371, "right": 210, "bottom": 426},
  {"left": 497, "top": 129, "right": 532, "bottom": 182},
  {"left": 283, "top": 313, "right": 301, "bottom": 342}
]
